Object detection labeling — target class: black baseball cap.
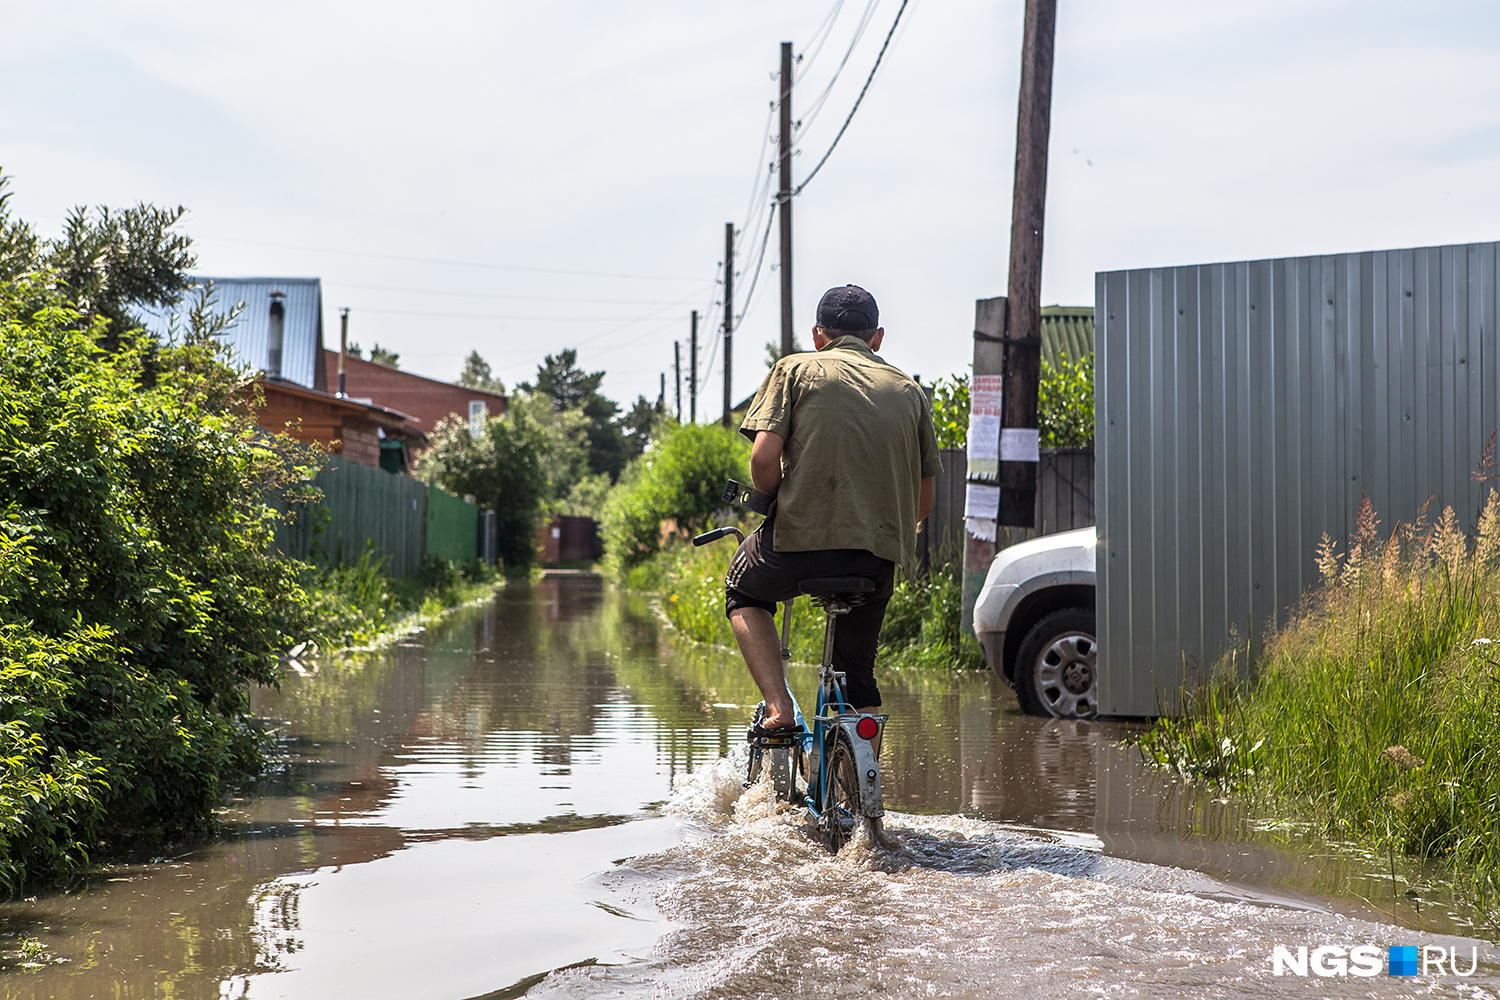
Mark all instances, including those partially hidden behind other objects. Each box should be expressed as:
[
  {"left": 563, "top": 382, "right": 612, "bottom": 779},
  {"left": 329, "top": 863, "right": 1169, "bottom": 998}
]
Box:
[{"left": 815, "top": 284, "right": 879, "bottom": 331}]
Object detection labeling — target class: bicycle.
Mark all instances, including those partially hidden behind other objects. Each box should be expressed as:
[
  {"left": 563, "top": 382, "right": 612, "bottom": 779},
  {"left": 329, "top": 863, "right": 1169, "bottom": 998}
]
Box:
[{"left": 693, "top": 488, "right": 889, "bottom": 853}]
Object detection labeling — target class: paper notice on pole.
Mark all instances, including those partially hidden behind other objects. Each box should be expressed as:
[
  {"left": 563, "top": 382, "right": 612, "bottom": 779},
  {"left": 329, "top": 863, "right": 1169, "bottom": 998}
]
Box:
[
  {"left": 965, "top": 517, "right": 997, "bottom": 542},
  {"left": 999, "top": 427, "right": 1041, "bottom": 462},
  {"left": 966, "top": 375, "right": 1004, "bottom": 480},
  {"left": 964, "top": 482, "right": 1000, "bottom": 520}
]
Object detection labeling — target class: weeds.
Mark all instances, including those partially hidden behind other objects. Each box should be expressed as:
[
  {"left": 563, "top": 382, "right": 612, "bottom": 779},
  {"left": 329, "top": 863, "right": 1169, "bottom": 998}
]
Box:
[
  {"left": 1140, "top": 490, "right": 1500, "bottom": 911},
  {"left": 301, "top": 550, "right": 501, "bottom": 649},
  {"left": 650, "top": 530, "right": 984, "bottom": 670}
]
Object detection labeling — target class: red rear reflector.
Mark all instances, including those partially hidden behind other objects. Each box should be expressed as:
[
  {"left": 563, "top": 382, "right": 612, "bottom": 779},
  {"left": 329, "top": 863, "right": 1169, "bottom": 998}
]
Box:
[{"left": 856, "top": 717, "right": 879, "bottom": 740}]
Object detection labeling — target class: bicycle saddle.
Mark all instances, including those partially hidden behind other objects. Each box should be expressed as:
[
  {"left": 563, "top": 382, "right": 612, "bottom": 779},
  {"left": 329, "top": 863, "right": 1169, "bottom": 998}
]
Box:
[{"left": 798, "top": 576, "right": 876, "bottom": 597}]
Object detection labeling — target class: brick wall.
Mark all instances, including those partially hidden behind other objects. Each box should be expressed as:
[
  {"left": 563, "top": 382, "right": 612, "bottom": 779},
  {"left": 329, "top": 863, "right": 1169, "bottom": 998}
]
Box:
[{"left": 321, "top": 351, "right": 507, "bottom": 433}]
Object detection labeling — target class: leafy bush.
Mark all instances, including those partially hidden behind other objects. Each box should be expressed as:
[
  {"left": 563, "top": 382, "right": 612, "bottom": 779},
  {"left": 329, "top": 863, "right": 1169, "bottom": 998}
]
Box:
[
  {"left": 1037, "top": 354, "right": 1095, "bottom": 448},
  {"left": 928, "top": 354, "right": 1095, "bottom": 450},
  {"left": 0, "top": 278, "right": 316, "bottom": 889},
  {"left": 417, "top": 404, "right": 551, "bottom": 569},
  {"left": 601, "top": 421, "right": 749, "bottom": 573},
  {"left": 653, "top": 532, "right": 984, "bottom": 671}
]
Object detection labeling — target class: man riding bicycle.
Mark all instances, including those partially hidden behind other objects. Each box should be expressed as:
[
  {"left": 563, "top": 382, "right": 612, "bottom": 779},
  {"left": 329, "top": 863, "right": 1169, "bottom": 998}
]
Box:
[{"left": 726, "top": 284, "right": 942, "bottom": 734}]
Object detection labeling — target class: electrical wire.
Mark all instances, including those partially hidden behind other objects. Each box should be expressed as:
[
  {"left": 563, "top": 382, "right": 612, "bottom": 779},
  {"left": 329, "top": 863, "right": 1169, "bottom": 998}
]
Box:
[
  {"left": 794, "top": 0, "right": 912, "bottom": 198},
  {"left": 795, "top": 0, "right": 848, "bottom": 83},
  {"left": 197, "top": 234, "right": 705, "bottom": 282},
  {"left": 732, "top": 202, "right": 778, "bottom": 333},
  {"left": 330, "top": 281, "right": 704, "bottom": 306},
  {"left": 793, "top": 0, "right": 882, "bottom": 139}
]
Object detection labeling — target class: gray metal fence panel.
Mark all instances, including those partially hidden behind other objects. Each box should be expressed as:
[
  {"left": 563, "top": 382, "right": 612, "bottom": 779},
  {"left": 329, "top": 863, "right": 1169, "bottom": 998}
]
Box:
[{"left": 1097, "top": 240, "right": 1500, "bottom": 717}]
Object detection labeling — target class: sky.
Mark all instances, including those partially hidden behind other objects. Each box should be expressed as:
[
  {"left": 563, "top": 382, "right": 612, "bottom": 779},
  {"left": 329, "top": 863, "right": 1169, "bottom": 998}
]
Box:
[{"left": 3, "top": 0, "right": 1499, "bottom": 413}]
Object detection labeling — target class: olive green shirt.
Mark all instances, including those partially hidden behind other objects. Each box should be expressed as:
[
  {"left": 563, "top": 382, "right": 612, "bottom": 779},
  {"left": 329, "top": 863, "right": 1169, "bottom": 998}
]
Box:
[{"left": 739, "top": 335, "right": 942, "bottom": 571}]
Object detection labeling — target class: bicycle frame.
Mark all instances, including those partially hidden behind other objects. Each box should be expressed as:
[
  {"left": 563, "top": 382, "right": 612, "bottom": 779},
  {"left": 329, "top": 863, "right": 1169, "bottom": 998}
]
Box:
[{"left": 694, "top": 518, "right": 888, "bottom": 851}]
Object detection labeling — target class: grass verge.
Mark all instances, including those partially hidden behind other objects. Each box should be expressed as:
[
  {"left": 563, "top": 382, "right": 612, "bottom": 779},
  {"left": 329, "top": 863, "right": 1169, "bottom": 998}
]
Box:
[
  {"left": 300, "top": 551, "right": 504, "bottom": 650},
  {"left": 1138, "top": 492, "right": 1500, "bottom": 913},
  {"left": 643, "top": 527, "right": 985, "bottom": 670}
]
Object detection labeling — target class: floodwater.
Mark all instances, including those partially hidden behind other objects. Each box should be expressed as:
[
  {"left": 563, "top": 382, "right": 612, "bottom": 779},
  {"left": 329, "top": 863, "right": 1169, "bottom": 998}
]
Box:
[{"left": 2, "top": 577, "right": 1498, "bottom": 999}]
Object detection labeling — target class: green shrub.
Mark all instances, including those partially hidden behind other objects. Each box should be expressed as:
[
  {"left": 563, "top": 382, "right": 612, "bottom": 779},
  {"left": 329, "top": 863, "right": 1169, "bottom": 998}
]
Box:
[
  {"left": 601, "top": 422, "right": 749, "bottom": 573},
  {"left": 928, "top": 355, "right": 1095, "bottom": 450},
  {"left": 417, "top": 405, "right": 550, "bottom": 569},
  {"left": 0, "top": 281, "right": 316, "bottom": 888}
]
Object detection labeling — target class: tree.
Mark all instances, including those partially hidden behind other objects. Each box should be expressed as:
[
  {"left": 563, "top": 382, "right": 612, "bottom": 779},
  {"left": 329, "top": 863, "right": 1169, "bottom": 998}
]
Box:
[
  {"left": 416, "top": 405, "right": 550, "bottom": 569},
  {"left": 620, "top": 394, "right": 662, "bottom": 457},
  {"left": 524, "top": 348, "right": 604, "bottom": 410},
  {"left": 600, "top": 422, "right": 750, "bottom": 571},
  {"left": 764, "top": 333, "right": 807, "bottom": 368},
  {"left": 367, "top": 343, "right": 400, "bottom": 367},
  {"left": 457, "top": 349, "right": 506, "bottom": 394},
  {"left": 519, "top": 348, "right": 636, "bottom": 481},
  {"left": 0, "top": 175, "right": 197, "bottom": 352}
]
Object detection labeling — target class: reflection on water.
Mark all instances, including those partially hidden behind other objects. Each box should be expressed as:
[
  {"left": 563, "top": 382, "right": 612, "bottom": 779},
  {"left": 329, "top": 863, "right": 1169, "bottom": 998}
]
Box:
[{"left": 0, "top": 577, "right": 1494, "bottom": 1000}]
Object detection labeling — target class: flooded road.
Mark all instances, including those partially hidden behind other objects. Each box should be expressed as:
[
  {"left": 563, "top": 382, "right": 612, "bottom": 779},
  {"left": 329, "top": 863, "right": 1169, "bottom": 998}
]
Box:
[{"left": 1, "top": 577, "right": 1496, "bottom": 998}]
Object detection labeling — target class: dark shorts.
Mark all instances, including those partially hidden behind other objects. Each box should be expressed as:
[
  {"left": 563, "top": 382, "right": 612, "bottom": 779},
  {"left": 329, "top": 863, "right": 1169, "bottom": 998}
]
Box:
[{"left": 724, "top": 516, "right": 895, "bottom": 707}]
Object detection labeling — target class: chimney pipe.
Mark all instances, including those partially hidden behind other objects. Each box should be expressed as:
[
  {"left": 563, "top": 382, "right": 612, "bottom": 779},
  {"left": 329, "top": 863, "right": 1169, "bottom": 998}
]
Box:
[
  {"left": 338, "top": 307, "right": 350, "bottom": 397},
  {"left": 267, "top": 290, "right": 286, "bottom": 380}
]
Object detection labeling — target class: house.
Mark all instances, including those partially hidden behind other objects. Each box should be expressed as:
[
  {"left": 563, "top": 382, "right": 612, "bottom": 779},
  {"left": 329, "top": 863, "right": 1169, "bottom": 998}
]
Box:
[
  {"left": 257, "top": 379, "right": 426, "bottom": 474},
  {"left": 317, "top": 350, "right": 508, "bottom": 437}
]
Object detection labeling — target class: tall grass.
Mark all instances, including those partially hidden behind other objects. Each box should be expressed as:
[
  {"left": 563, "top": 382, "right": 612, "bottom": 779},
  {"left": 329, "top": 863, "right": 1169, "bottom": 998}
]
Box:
[
  {"left": 1140, "top": 490, "right": 1500, "bottom": 907},
  {"left": 650, "top": 531, "right": 984, "bottom": 670},
  {"left": 301, "top": 550, "right": 501, "bottom": 649}
]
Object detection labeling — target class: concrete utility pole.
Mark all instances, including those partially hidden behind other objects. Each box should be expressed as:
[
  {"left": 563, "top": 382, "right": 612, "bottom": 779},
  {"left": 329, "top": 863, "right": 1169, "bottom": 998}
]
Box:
[
  {"left": 722, "top": 222, "right": 735, "bottom": 427},
  {"left": 337, "top": 307, "right": 350, "bottom": 397},
  {"left": 778, "top": 40, "right": 795, "bottom": 359},
  {"left": 674, "top": 340, "right": 682, "bottom": 421},
  {"left": 689, "top": 310, "right": 699, "bottom": 424},
  {"left": 998, "top": 0, "right": 1057, "bottom": 526}
]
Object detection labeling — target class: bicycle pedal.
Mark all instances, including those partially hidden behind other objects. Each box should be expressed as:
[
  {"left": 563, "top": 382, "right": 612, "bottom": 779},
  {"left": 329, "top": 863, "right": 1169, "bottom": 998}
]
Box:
[{"left": 749, "top": 733, "right": 798, "bottom": 748}]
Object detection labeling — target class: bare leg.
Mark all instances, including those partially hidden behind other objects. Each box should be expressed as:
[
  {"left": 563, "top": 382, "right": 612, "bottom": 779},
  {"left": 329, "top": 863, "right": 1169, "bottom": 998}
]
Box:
[{"left": 730, "top": 607, "right": 797, "bottom": 728}]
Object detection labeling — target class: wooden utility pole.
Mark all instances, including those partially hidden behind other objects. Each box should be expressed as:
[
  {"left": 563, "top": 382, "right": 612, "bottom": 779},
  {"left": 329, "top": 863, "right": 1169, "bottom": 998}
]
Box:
[
  {"left": 722, "top": 222, "right": 735, "bottom": 427},
  {"left": 659, "top": 373, "right": 666, "bottom": 412},
  {"left": 998, "top": 0, "right": 1057, "bottom": 526},
  {"left": 689, "top": 310, "right": 699, "bottom": 423},
  {"left": 778, "top": 40, "right": 795, "bottom": 359},
  {"left": 674, "top": 340, "right": 682, "bottom": 421}
]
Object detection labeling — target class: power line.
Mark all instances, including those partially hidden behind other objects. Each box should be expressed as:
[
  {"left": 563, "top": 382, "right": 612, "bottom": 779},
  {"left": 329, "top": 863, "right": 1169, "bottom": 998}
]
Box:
[
  {"left": 794, "top": 0, "right": 913, "bottom": 197},
  {"left": 794, "top": 0, "right": 883, "bottom": 138},
  {"left": 197, "top": 234, "right": 705, "bottom": 282},
  {"left": 330, "top": 281, "right": 705, "bottom": 306},
  {"left": 352, "top": 305, "right": 708, "bottom": 322},
  {"left": 733, "top": 202, "right": 778, "bottom": 331},
  {"left": 795, "top": 0, "right": 848, "bottom": 83}
]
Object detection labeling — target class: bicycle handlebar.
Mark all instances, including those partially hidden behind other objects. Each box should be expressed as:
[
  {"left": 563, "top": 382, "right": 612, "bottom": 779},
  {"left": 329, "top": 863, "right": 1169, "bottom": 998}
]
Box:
[{"left": 692, "top": 526, "right": 745, "bottom": 547}]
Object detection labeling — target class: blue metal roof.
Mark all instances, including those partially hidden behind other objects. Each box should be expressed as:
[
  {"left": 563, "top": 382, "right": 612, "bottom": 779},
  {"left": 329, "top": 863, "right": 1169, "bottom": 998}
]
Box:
[{"left": 139, "top": 277, "right": 324, "bottom": 387}]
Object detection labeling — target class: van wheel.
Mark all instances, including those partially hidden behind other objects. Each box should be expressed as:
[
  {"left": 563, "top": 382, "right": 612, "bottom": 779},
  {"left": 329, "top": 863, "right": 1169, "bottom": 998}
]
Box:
[{"left": 1015, "top": 609, "right": 1098, "bottom": 719}]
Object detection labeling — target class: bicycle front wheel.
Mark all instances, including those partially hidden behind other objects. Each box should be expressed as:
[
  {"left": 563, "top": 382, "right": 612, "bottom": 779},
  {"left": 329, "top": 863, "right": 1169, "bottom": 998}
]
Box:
[{"left": 821, "top": 732, "right": 861, "bottom": 853}]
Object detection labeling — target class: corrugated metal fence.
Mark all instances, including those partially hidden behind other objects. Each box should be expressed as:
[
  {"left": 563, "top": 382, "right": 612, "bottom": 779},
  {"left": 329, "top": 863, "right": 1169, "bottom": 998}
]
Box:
[
  {"left": 920, "top": 447, "right": 1095, "bottom": 570},
  {"left": 1096, "top": 240, "right": 1500, "bottom": 717},
  {"left": 274, "top": 457, "right": 477, "bottom": 576}
]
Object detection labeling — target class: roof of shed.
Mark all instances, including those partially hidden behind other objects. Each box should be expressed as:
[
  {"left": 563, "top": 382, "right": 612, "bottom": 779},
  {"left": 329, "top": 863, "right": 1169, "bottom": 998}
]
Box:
[
  {"left": 138, "top": 277, "right": 325, "bottom": 388},
  {"left": 1040, "top": 305, "right": 1094, "bottom": 367}
]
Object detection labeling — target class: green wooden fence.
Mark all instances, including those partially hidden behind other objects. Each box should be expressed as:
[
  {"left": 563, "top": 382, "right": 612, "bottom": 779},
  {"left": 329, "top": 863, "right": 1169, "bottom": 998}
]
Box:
[
  {"left": 273, "top": 458, "right": 476, "bottom": 576},
  {"left": 426, "top": 484, "right": 478, "bottom": 564}
]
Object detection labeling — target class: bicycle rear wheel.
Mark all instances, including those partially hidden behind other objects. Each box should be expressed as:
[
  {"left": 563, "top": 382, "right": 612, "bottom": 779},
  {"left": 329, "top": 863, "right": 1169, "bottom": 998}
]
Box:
[{"left": 821, "top": 732, "right": 861, "bottom": 853}]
